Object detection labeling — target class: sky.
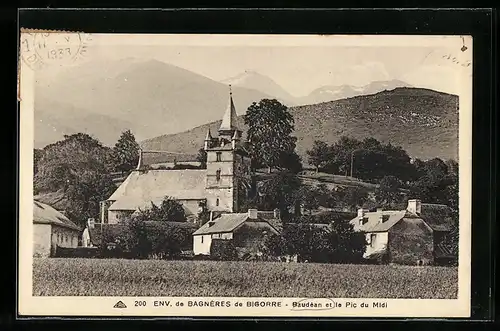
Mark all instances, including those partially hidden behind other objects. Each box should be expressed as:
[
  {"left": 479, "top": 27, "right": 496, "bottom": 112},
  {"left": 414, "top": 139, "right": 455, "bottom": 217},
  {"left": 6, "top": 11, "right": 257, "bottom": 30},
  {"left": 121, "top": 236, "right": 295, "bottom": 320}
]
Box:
[{"left": 36, "top": 34, "right": 472, "bottom": 97}]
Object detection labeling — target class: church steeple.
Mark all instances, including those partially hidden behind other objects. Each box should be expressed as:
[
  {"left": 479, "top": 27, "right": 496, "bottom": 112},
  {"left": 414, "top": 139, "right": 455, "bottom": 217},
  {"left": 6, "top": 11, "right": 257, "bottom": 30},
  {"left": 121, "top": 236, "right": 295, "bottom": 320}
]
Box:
[
  {"left": 204, "top": 128, "right": 212, "bottom": 150},
  {"left": 219, "top": 85, "right": 239, "bottom": 133}
]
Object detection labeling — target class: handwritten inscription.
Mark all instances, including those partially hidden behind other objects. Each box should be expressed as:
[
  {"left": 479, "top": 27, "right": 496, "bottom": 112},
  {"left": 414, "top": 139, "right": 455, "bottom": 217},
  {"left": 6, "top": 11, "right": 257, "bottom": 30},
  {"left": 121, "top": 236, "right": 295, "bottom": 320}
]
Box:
[{"left": 441, "top": 53, "right": 471, "bottom": 67}]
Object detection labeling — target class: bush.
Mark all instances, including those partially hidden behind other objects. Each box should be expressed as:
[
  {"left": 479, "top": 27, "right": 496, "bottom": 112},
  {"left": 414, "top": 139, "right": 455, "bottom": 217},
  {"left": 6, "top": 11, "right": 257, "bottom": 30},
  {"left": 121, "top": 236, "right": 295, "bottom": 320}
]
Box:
[{"left": 210, "top": 239, "right": 238, "bottom": 261}]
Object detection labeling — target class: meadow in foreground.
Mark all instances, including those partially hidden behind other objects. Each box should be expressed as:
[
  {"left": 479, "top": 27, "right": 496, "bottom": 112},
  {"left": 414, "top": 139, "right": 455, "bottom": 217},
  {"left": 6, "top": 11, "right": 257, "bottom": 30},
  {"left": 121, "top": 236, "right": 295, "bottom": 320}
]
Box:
[{"left": 33, "top": 258, "right": 458, "bottom": 299}]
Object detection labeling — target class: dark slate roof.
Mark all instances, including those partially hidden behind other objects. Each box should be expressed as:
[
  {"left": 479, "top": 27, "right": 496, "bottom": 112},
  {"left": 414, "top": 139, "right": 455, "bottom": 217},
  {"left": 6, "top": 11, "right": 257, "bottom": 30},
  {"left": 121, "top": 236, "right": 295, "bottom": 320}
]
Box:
[
  {"left": 193, "top": 213, "right": 248, "bottom": 235},
  {"left": 350, "top": 210, "right": 408, "bottom": 233},
  {"left": 33, "top": 200, "right": 81, "bottom": 231},
  {"left": 193, "top": 213, "right": 280, "bottom": 235},
  {"left": 108, "top": 169, "right": 207, "bottom": 211},
  {"left": 350, "top": 203, "right": 455, "bottom": 233}
]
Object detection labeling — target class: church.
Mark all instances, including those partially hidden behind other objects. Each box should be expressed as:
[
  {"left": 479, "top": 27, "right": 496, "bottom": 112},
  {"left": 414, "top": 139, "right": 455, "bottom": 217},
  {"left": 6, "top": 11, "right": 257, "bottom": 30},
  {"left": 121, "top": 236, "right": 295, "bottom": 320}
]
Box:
[{"left": 100, "top": 87, "right": 253, "bottom": 224}]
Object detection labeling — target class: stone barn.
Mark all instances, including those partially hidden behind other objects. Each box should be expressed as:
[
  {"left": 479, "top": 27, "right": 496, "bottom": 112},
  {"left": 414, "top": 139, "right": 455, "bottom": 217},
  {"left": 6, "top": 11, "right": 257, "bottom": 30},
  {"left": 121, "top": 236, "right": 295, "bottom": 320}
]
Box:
[{"left": 350, "top": 199, "right": 457, "bottom": 265}]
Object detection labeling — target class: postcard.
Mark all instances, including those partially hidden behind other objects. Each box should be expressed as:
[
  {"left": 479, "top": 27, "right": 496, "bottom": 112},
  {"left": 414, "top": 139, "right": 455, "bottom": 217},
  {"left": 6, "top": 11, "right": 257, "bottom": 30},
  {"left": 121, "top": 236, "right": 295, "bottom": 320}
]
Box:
[{"left": 18, "top": 32, "right": 472, "bottom": 318}]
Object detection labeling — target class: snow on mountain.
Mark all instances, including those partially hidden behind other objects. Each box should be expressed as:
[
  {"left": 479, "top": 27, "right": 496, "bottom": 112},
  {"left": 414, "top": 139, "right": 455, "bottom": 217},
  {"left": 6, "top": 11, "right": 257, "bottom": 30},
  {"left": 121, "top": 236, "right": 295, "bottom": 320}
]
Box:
[
  {"left": 297, "top": 80, "right": 413, "bottom": 105},
  {"left": 221, "top": 70, "right": 297, "bottom": 106}
]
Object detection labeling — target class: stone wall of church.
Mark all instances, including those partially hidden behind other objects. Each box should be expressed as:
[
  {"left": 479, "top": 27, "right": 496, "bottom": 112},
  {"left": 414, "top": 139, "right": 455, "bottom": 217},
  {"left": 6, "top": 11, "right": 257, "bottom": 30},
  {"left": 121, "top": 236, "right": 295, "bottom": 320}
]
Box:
[{"left": 205, "top": 187, "right": 234, "bottom": 212}]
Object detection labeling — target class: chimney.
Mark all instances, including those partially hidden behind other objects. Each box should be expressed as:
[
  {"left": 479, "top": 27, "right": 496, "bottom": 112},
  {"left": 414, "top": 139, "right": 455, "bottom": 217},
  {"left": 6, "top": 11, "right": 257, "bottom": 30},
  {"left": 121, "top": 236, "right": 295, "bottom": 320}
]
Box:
[
  {"left": 136, "top": 148, "right": 143, "bottom": 170},
  {"left": 357, "top": 208, "right": 367, "bottom": 219},
  {"left": 378, "top": 214, "right": 389, "bottom": 223},
  {"left": 376, "top": 207, "right": 383, "bottom": 212},
  {"left": 248, "top": 208, "right": 258, "bottom": 219},
  {"left": 273, "top": 208, "right": 281, "bottom": 220},
  {"left": 209, "top": 210, "right": 214, "bottom": 222},
  {"left": 407, "top": 199, "right": 422, "bottom": 215}
]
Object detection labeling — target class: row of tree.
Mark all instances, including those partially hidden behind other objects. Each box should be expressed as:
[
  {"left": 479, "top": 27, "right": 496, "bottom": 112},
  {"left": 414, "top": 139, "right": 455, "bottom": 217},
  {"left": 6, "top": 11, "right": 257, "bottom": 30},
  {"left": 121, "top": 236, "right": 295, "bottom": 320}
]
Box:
[{"left": 306, "top": 136, "right": 459, "bottom": 211}]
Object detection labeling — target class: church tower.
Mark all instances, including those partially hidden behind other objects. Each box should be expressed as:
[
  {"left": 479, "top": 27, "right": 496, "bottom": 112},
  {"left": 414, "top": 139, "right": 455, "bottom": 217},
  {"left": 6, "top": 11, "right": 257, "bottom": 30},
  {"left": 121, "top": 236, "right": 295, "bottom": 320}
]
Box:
[{"left": 204, "top": 86, "right": 252, "bottom": 213}]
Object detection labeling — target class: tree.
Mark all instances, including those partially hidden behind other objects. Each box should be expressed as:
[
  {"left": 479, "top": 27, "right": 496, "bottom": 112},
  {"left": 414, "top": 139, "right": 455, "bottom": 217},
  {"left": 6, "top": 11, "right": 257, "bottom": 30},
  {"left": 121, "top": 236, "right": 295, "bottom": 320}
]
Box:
[
  {"left": 280, "top": 222, "right": 330, "bottom": 262},
  {"left": 196, "top": 148, "right": 207, "bottom": 169},
  {"left": 65, "top": 169, "right": 116, "bottom": 225},
  {"left": 147, "top": 222, "right": 192, "bottom": 259},
  {"left": 323, "top": 219, "right": 366, "bottom": 263},
  {"left": 123, "top": 216, "right": 150, "bottom": 259},
  {"left": 278, "top": 150, "right": 303, "bottom": 173},
  {"left": 315, "top": 184, "right": 338, "bottom": 208},
  {"left": 34, "top": 133, "right": 116, "bottom": 227},
  {"left": 329, "top": 136, "right": 363, "bottom": 176},
  {"left": 244, "top": 99, "right": 297, "bottom": 173},
  {"left": 375, "top": 175, "right": 405, "bottom": 208},
  {"left": 306, "top": 140, "right": 332, "bottom": 172},
  {"left": 337, "top": 186, "right": 369, "bottom": 211},
  {"left": 409, "top": 157, "right": 458, "bottom": 209},
  {"left": 113, "top": 130, "right": 140, "bottom": 174},
  {"left": 135, "top": 197, "right": 187, "bottom": 222},
  {"left": 34, "top": 149, "right": 44, "bottom": 175},
  {"left": 254, "top": 171, "right": 302, "bottom": 217},
  {"left": 297, "top": 185, "right": 321, "bottom": 215}
]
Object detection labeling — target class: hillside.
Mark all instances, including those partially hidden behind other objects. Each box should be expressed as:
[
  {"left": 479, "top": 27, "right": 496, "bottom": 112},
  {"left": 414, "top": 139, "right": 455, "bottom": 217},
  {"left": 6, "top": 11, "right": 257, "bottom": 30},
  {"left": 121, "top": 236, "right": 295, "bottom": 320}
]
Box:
[
  {"left": 141, "top": 87, "right": 459, "bottom": 161},
  {"left": 34, "top": 59, "right": 276, "bottom": 148}
]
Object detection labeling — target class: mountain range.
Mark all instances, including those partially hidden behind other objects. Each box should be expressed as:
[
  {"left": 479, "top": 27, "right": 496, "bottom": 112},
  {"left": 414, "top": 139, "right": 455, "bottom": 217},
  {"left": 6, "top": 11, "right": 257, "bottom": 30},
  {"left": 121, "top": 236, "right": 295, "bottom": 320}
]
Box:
[
  {"left": 34, "top": 59, "right": 274, "bottom": 148},
  {"left": 34, "top": 58, "right": 458, "bottom": 160},
  {"left": 220, "top": 71, "right": 413, "bottom": 106},
  {"left": 142, "top": 87, "right": 459, "bottom": 161}
]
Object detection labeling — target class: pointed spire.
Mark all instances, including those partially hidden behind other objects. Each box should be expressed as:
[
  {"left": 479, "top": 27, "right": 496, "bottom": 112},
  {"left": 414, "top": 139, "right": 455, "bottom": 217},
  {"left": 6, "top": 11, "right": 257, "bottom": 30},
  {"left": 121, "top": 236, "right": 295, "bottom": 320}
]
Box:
[
  {"left": 204, "top": 128, "right": 212, "bottom": 150},
  {"left": 205, "top": 128, "right": 212, "bottom": 141},
  {"left": 219, "top": 85, "right": 238, "bottom": 132}
]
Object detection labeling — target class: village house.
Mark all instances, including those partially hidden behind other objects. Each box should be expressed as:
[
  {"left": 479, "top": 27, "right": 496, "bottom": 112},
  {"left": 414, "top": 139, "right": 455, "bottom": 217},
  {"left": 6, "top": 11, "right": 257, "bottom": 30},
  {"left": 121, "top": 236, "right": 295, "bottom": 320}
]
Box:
[
  {"left": 33, "top": 200, "right": 81, "bottom": 257},
  {"left": 192, "top": 208, "right": 281, "bottom": 256},
  {"left": 99, "top": 87, "right": 253, "bottom": 224},
  {"left": 350, "top": 199, "right": 457, "bottom": 265}
]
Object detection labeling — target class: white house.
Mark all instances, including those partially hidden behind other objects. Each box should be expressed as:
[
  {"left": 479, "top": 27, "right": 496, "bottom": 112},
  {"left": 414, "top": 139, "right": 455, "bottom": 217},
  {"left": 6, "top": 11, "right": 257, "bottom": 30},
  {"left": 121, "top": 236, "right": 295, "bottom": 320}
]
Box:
[
  {"left": 33, "top": 200, "right": 81, "bottom": 257},
  {"left": 192, "top": 209, "right": 280, "bottom": 256},
  {"left": 349, "top": 199, "right": 456, "bottom": 265}
]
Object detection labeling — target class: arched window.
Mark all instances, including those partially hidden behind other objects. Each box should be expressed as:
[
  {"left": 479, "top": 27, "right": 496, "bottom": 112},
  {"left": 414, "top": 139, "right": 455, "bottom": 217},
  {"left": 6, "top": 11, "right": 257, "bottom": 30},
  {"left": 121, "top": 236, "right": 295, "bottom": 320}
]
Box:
[
  {"left": 216, "top": 198, "right": 220, "bottom": 206},
  {"left": 216, "top": 169, "right": 221, "bottom": 182}
]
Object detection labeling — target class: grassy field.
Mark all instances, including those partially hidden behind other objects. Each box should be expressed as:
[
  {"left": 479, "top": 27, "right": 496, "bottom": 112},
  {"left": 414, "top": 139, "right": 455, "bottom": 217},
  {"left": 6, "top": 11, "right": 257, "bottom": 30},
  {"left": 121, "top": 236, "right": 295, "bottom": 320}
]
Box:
[{"left": 33, "top": 258, "right": 458, "bottom": 299}]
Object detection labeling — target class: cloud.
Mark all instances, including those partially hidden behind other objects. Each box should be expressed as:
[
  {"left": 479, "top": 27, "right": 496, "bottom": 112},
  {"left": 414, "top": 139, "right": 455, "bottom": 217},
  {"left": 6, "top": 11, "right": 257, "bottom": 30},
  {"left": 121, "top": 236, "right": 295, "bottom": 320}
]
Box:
[{"left": 400, "top": 64, "right": 461, "bottom": 95}]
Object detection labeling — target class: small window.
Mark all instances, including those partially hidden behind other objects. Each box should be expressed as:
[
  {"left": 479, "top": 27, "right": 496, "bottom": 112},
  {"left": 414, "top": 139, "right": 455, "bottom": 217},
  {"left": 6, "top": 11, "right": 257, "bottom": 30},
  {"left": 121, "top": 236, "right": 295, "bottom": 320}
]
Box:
[
  {"left": 216, "top": 152, "right": 222, "bottom": 162},
  {"left": 216, "top": 169, "right": 221, "bottom": 182},
  {"left": 216, "top": 198, "right": 220, "bottom": 206},
  {"left": 201, "top": 236, "right": 204, "bottom": 244}
]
